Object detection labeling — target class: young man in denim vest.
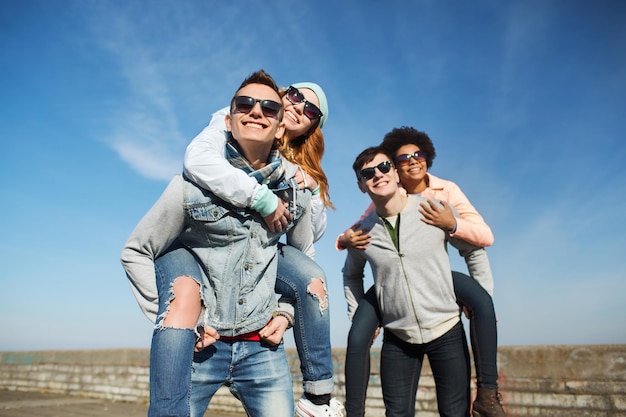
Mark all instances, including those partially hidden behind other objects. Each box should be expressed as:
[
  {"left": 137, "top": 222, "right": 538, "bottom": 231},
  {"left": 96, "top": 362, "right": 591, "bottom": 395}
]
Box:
[{"left": 122, "top": 70, "right": 313, "bottom": 417}]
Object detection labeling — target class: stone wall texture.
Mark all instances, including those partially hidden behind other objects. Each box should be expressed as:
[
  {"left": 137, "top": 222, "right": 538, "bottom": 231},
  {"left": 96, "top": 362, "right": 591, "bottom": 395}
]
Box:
[{"left": 1, "top": 345, "right": 625, "bottom": 416}]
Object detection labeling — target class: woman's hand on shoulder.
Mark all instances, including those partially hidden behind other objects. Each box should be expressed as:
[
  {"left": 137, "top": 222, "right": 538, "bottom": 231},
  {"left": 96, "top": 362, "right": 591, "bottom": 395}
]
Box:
[{"left": 419, "top": 200, "right": 457, "bottom": 231}]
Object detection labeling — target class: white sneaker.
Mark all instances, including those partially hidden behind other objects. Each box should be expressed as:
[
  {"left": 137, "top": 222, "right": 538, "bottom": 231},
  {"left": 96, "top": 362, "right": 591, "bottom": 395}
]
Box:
[
  {"left": 296, "top": 396, "right": 345, "bottom": 417},
  {"left": 329, "top": 398, "right": 345, "bottom": 417}
]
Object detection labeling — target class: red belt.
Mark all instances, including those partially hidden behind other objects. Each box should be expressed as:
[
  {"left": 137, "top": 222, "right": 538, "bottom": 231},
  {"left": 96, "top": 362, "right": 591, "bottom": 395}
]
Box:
[{"left": 219, "top": 330, "right": 261, "bottom": 342}]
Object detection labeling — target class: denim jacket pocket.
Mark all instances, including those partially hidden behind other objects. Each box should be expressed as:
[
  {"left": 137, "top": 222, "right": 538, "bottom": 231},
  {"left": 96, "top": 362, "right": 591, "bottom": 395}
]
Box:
[{"left": 185, "top": 203, "right": 230, "bottom": 222}]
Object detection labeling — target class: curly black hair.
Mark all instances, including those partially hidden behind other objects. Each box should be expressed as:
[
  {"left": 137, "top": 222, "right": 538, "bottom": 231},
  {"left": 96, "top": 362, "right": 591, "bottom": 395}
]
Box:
[{"left": 380, "top": 126, "right": 436, "bottom": 168}]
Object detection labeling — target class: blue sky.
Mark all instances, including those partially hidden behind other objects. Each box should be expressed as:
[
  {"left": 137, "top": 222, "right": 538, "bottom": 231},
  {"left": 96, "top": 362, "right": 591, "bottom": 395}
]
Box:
[{"left": 1, "top": 0, "right": 625, "bottom": 351}]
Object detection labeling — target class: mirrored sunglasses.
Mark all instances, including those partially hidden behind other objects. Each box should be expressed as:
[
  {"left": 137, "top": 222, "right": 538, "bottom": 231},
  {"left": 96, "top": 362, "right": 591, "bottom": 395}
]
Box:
[
  {"left": 233, "top": 96, "right": 282, "bottom": 119},
  {"left": 359, "top": 160, "right": 392, "bottom": 180},
  {"left": 285, "top": 86, "right": 323, "bottom": 121},
  {"left": 395, "top": 151, "right": 426, "bottom": 166}
]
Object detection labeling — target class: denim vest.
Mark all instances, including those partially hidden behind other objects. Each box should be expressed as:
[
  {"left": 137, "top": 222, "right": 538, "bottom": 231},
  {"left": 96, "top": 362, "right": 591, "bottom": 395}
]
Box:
[{"left": 178, "top": 175, "right": 310, "bottom": 336}]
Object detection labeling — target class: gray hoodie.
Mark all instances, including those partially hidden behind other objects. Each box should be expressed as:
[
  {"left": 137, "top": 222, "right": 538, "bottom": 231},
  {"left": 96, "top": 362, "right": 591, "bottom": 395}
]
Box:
[{"left": 342, "top": 194, "right": 492, "bottom": 344}]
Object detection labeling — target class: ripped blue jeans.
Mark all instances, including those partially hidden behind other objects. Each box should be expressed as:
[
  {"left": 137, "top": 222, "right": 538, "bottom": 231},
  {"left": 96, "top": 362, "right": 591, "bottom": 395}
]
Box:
[
  {"left": 275, "top": 243, "right": 334, "bottom": 396},
  {"left": 149, "top": 244, "right": 293, "bottom": 417}
]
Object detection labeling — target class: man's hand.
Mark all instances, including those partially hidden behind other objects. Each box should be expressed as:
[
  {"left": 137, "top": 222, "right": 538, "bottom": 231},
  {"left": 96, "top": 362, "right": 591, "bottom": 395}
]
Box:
[
  {"left": 419, "top": 200, "right": 457, "bottom": 231},
  {"left": 340, "top": 224, "right": 372, "bottom": 250},
  {"left": 263, "top": 200, "right": 292, "bottom": 233},
  {"left": 194, "top": 325, "right": 219, "bottom": 352},
  {"left": 259, "top": 316, "right": 289, "bottom": 345}
]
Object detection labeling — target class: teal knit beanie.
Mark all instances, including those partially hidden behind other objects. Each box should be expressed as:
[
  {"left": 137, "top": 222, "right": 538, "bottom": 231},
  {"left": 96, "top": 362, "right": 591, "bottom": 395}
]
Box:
[{"left": 290, "top": 82, "right": 329, "bottom": 128}]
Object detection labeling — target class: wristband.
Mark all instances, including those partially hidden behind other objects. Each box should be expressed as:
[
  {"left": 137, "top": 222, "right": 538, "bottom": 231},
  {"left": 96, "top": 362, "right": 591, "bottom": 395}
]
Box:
[{"left": 273, "top": 311, "right": 294, "bottom": 329}]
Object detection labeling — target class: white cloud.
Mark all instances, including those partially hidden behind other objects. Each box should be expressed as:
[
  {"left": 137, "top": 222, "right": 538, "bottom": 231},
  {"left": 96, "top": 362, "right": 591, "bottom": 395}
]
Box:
[
  {"left": 80, "top": 1, "right": 310, "bottom": 180},
  {"left": 112, "top": 139, "right": 181, "bottom": 181}
]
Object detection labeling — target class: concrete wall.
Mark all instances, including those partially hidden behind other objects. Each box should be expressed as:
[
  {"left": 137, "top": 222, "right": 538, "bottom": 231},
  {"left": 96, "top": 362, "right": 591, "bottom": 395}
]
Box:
[{"left": 1, "top": 345, "right": 625, "bottom": 416}]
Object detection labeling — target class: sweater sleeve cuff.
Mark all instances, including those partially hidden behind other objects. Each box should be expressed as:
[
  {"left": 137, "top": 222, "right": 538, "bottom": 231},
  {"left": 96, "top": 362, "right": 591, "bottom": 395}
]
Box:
[
  {"left": 250, "top": 185, "right": 278, "bottom": 217},
  {"left": 335, "top": 234, "right": 347, "bottom": 251}
]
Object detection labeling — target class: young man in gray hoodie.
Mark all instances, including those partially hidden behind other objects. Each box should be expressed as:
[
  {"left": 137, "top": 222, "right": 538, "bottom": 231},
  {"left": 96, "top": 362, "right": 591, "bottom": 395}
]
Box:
[
  {"left": 122, "top": 70, "right": 312, "bottom": 417},
  {"left": 343, "top": 146, "right": 491, "bottom": 417}
]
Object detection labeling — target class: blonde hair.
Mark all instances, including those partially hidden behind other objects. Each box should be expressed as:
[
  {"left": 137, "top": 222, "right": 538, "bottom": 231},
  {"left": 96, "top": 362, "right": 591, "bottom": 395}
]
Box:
[{"left": 278, "top": 125, "right": 334, "bottom": 209}]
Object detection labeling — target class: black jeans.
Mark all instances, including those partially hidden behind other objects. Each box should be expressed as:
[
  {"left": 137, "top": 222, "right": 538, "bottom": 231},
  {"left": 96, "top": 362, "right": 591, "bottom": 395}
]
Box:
[
  {"left": 381, "top": 322, "right": 470, "bottom": 417},
  {"left": 344, "top": 271, "right": 498, "bottom": 416}
]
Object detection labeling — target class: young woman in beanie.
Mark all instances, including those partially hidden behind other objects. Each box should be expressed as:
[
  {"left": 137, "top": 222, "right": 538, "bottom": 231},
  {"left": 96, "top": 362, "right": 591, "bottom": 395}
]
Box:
[{"left": 182, "top": 81, "right": 344, "bottom": 417}]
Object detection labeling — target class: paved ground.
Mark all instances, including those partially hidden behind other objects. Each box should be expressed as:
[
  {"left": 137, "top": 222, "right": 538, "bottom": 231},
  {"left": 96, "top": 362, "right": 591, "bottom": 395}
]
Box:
[{"left": 0, "top": 389, "right": 245, "bottom": 417}]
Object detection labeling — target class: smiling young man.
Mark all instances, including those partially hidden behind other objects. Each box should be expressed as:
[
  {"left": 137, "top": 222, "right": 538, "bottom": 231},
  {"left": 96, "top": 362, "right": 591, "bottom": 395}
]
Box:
[
  {"left": 342, "top": 145, "right": 492, "bottom": 417},
  {"left": 181, "top": 80, "right": 344, "bottom": 416},
  {"left": 122, "top": 70, "right": 313, "bottom": 417}
]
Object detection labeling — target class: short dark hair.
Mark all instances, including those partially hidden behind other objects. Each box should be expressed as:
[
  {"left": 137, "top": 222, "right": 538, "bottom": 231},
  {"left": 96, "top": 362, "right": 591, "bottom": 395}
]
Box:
[
  {"left": 230, "top": 69, "right": 283, "bottom": 119},
  {"left": 352, "top": 146, "right": 394, "bottom": 180},
  {"left": 380, "top": 126, "right": 436, "bottom": 168}
]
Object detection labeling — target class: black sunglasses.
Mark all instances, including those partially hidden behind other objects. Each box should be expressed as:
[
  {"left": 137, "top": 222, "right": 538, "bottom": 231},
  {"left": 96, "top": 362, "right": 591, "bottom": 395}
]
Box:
[
  {"left": 285, "top": 86, "right": 323, "bottom": 121},
  {"left": 395, "top": 151, "right": 426, "bottom": 166},
  {"left": 233, "top": 96, "right": 282, "bottom": 119},
  {"left": 359, "top": 161, "right": 392, "bottom": 180}
]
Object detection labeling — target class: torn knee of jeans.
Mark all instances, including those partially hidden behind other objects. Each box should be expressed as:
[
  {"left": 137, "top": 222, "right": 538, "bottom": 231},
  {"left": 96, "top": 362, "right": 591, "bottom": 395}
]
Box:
[
  {"left": 155, "top": 275, "right": 204, "bottom": 330},
  {"left": 307, "top": 277, "right": 329, "bottom": 313}
]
